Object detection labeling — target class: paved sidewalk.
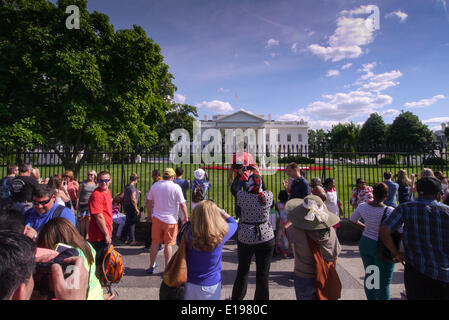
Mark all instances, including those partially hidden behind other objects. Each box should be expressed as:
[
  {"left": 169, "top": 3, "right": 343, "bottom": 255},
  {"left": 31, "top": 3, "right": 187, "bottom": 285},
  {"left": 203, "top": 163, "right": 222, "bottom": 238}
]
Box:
[{"left": 113, "top": 238, "right": 405, "bottom": 300}]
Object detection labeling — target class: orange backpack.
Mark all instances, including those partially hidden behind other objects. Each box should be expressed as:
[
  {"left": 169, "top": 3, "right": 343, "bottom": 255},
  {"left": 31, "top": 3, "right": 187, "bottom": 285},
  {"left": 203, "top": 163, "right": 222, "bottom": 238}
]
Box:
[{"left": 100, "top": 244, "right": 124, "bottom": 293}]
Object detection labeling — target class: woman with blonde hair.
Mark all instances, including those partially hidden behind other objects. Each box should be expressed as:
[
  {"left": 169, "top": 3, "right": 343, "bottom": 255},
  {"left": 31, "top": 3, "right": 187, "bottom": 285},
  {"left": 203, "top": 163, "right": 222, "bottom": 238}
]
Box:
[
  {"left": 182, "top": 200, "right": 237, "bottom": 300},
  {"left": 37, "top": 217, "right": 104, "bottom": 300},
  {"left": 396, "top": 170, "right": 412, "bottom": 204}
]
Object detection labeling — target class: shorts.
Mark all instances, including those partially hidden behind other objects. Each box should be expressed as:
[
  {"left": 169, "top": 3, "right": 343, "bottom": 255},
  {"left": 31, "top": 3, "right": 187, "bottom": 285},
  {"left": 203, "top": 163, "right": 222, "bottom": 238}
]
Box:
[
  {"left": 151, "top": 217, "right": 178, "bottom": 246},
  {"left": 184, "top": 281, "right": 221, "bottom": 300},
  {"left": 80, "top": 210, "right": 91, "bottom": 217}
]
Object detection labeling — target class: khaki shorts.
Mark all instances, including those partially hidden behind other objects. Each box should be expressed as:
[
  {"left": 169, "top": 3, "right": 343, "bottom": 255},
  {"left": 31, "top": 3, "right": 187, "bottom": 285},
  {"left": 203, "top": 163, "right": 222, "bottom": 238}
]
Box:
[{"left": 151, "top": 217, "right": 178, "bottom": 246}]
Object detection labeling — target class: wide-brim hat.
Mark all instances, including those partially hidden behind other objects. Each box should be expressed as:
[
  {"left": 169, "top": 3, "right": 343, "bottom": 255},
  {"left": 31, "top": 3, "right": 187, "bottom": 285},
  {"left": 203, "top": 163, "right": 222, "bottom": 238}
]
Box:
[
  {"left": 194, "top": 168, "right": 205, "bottom": 180},
  {"left": 286, "top": 195, "right": 340, "bottom": 230}
]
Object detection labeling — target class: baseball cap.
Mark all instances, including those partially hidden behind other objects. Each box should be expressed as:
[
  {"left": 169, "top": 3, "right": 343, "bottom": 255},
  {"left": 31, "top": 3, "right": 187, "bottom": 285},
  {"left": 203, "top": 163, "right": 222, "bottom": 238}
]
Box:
[{"left": 163, "top": 168, "right": 176, "bottom": 178}]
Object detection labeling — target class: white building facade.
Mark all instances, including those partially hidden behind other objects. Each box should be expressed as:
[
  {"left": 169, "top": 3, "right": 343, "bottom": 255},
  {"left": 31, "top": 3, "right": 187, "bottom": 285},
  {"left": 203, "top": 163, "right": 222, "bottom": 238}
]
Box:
[{"left": 199, "top": 110, "right": 309, "bottom": 155}]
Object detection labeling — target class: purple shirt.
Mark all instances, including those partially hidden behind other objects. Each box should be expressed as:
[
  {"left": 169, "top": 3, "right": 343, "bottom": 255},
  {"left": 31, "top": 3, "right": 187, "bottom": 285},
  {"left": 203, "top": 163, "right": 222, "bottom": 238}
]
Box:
[{"left": 184, "top": 217, "right": 238, "bottom": 286}]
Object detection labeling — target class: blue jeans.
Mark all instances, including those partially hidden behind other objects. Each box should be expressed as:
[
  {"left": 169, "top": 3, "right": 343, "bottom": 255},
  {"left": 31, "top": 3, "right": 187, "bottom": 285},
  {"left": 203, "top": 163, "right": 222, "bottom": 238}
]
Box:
[
  {"left": 293, "top": 275, "right": 318, "bottom": 300},
  {"left": 184, "top": 281, "right": 221, "bottom": 300},
  {"left": 359, "top": 235, "right": 395, "bottom": 300}
]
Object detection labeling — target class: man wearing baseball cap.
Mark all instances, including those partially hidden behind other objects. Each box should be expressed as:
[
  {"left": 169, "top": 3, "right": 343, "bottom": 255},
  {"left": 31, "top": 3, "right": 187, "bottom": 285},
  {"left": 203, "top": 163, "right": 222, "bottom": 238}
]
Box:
[
  {"left": 145, "top": 168, "right": 188, "bottom": 274},
  {"left": 380, "top": 176, "right": 449, "bottom": 299}
]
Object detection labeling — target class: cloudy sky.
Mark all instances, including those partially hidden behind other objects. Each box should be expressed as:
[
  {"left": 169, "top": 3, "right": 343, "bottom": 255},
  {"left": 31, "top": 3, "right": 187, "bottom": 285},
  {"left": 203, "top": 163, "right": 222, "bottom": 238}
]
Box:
[{"left": 81, "top": 0, "right": 449, "bottom": 131}]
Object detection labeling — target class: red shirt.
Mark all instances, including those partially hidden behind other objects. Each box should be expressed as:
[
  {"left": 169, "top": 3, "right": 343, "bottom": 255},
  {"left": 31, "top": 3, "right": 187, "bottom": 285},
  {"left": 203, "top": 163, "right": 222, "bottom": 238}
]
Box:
[{"left": 88, "top": 188, "right": 113, "bottom": 242}]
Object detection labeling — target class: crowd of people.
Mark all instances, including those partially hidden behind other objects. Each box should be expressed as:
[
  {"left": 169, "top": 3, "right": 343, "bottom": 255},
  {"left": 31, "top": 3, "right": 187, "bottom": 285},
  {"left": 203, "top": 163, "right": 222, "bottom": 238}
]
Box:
[{"left": 0, "top": 159, "right": 448, "bottom": 301}]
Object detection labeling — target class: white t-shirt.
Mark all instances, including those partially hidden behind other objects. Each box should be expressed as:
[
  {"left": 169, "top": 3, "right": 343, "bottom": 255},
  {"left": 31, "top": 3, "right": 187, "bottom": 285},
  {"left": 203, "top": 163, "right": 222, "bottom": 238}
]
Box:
[
  {"left": 146, "top": 180, "right": 186, "bottom": 224},
  {"left": 349, "top": 203, "right": 394, "bottom": 241}
]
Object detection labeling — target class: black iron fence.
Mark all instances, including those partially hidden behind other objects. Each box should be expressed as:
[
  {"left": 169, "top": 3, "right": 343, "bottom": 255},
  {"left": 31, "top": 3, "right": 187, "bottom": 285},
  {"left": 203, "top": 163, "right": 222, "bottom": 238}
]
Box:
[{"left": 1, "top": 143, "right": 448, "bottom": 218}]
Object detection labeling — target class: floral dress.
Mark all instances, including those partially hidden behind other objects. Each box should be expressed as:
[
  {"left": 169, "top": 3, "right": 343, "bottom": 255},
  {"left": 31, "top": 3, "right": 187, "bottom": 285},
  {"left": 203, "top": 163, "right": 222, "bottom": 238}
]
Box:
[{"left": 275, "top": 202, "right": 292, "bottom": 257}]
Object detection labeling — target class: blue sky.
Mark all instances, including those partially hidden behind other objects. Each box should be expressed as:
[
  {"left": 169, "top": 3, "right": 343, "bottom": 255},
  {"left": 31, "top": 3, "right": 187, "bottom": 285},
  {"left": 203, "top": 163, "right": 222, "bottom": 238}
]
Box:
[{"left": 78, "top": 0, "right": 448, "bottom": 131}]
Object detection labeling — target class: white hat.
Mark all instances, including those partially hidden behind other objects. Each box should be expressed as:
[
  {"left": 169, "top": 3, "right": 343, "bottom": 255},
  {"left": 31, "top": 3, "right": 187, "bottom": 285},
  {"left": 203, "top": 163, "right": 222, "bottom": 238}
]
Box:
[{"left": 194, "top": 168, "right": 205, "bottom": 180}]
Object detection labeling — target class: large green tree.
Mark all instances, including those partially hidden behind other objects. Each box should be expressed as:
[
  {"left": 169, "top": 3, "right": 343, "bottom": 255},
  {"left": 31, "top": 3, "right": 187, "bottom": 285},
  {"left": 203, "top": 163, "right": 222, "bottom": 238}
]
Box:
[
  {"left": 0, "top": 0, "right": 178, "bottom": 174},
  {"left": 385, "top": 111, "right": 435, "bottom": 151},
  {"left": 359, "top": 113, "right": 387, "bottom": 150},
  {"left": 153, "top": 103, "right": 199, "bottom": 153},
  {"left": 328, "top": 122, "right": 361, "bottom": 155}
]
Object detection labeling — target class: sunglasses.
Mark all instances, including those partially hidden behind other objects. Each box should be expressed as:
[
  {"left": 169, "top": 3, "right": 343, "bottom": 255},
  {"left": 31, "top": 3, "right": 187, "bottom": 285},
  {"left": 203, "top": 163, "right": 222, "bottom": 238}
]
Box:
[
  {"left": 33, "top": 198, "right": 52, "bottom": 206},
  {"left": 98, "top": 178, "right": 111, "bottom": 184}
]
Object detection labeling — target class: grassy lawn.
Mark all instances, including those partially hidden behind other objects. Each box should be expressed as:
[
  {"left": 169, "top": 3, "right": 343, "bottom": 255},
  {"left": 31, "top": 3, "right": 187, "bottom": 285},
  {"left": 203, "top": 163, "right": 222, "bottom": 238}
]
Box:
[{"left": 2, "top": 161, "right": 447, "bottom": 218}]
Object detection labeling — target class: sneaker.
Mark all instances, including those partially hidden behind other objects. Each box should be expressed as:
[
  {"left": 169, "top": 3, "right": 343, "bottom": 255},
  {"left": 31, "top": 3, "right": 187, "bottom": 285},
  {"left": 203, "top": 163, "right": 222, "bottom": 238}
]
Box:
[
  {"left": 158, "top": 244, "right": 164, "bottom": 251},
  {"left": 146, "top": 263, "right": 158, "bottom": 274}
]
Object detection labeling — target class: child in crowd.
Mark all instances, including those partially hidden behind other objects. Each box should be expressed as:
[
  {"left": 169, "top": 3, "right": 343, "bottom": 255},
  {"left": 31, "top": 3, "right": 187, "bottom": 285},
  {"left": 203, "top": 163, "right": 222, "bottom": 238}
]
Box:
[
  {"left": 112, "top": 192, "right": 126, "bottom": 242},
  {"left": 191, "top": 168, "right": 211, "bottom": 210},
  {"left": 275, "top": 190, "right": 292, "bottom": 258}
]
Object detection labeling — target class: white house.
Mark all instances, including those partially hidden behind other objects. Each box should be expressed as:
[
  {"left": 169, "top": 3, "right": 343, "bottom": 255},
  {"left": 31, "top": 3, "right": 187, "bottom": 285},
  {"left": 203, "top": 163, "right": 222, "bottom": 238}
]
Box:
[{"left": 199, "top": 110, "right": 309, "bottom": 154}]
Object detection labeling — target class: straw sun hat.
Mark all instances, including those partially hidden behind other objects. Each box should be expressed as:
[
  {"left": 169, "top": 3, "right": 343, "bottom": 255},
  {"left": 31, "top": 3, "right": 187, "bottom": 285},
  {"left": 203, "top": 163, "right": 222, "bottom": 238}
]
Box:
[{"left": 285, "top": 195, "right": 340, "bottom": 230}]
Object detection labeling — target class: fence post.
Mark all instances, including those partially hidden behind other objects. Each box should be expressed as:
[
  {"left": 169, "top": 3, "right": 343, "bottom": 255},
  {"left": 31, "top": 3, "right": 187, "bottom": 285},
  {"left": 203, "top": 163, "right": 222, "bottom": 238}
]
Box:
[
  {"left": 121, "top": 140, "right": 126, "bottom": 194},
  {"left": 321, "top": 140, "right": 326, "bottom": 182}
]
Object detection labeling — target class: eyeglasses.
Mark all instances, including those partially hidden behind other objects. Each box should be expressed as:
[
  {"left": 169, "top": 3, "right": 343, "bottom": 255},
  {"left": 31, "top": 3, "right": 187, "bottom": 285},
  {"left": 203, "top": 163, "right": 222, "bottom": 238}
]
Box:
[
  {"left": 98, "top": 178, "right": 111, "bottom": 184},
  {"left": 32, "top": 198, "right": 52, "bottom": 206}
]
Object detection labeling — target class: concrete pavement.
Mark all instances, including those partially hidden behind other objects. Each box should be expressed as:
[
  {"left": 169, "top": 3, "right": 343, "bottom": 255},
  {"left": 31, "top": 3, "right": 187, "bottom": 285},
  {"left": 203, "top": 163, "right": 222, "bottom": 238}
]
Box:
[{"left": 112, "top": 238, "right": 406, "bottom": 300}]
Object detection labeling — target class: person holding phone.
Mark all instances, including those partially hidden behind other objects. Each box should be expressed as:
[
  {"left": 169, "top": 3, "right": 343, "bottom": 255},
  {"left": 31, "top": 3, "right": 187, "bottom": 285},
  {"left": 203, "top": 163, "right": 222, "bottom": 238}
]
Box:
[{"left": 0, "top": 230, "right": 89, "bottom": 300}]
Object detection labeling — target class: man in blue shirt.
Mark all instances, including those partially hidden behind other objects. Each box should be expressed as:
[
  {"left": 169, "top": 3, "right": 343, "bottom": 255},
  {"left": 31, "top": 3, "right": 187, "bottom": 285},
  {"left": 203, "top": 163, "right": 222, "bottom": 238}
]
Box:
[
  {"left": 285, "top": 162, "right": 312, "bottom": 200},
  {"left": 380, "top": 176, "right": 449, "bottom": 300},
  {"left": 383, "top": 171, "right": 399, "bottom": 208},
  {"left": 23, "top": 184, "right": 76, "bottom": 240}
]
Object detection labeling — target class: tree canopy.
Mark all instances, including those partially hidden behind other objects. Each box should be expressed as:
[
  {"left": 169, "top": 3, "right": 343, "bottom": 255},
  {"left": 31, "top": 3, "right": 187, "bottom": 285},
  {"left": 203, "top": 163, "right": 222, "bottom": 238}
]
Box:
[
  {"left": 385, "top": 111, "right": 435, "bottom": 151},
  {"left": 0, "top": 0, "right": 181, "bottom": 172},
  {"left": 359, "top": 113, "right": 387, "bottom": 148}
]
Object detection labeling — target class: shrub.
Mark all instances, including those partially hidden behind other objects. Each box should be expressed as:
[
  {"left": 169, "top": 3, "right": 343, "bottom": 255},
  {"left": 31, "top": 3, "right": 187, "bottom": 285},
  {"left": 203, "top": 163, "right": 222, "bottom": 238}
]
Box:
[
  {"left": 279, "top": 155, "right": 315, "bottom": 164},
  {"left": 378, "top": 155, "right": 399, "bottom": 165},
  {"left": 423, "top": 157, "right": 448, "bottom": 166}
]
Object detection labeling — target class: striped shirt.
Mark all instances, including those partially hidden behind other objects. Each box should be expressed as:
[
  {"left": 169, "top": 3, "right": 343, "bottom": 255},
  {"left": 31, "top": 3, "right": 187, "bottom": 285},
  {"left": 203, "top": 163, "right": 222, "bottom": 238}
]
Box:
[
  {"left": 382, "top": 199, "right": 449, "bottom": 283},
  {"left": 349, "top": 203, "right": 394, "bottom": 241}
]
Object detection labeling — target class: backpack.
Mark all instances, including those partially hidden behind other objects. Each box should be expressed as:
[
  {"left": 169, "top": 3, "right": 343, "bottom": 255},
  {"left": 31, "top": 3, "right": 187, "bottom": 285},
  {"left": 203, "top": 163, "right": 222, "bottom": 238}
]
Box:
[
  {"left": 0, "top": 178, "right": 11, "bottom": 200},
  {"left": 100, "top": 244, "right": 124, "bottom": 294},
  {"left": 191, "top": 184, "right": 204, "bottom": 203}
]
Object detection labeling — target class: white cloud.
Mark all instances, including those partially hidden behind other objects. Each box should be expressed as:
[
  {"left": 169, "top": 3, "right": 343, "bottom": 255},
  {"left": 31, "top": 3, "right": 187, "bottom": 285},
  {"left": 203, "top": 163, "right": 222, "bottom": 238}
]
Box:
[
  {"left": 265, "top": 38, "right": 279, "bottom": 49},
  {"left": 422, "top": 117, "right": 449, "bottom": 124},
  {"left": 341, "top": 63, "right": 353, "bottom": 70},
  {"left": 326, "top": 69, "right": 340, "bottom": 77},
  {"left": 355, "top": 63, "right": 403, "bottom": 92},
  {"left": 196, "top": 100, "right": 234, "bottom": 113},
  {"left": 287, "top": 90, "right": 393, "bottom": 122},
  {"left": 174, "top": 93, "right": 186, "bottom": 104},
  {"left": 403, "top": 95, "right": 446, "bottom": 108},
  {"left": 264, "top": 60, "right": 271, "bottom": 66},
  {"left": 308, "top": 6, "right": 377, "bottom": 62},
  {"left": 218, "top": 88, "right": 230, "bottom": 93},
  {"left": 270, "top": 52, "right": 279, "bottom": 57},
  {"left": 379, "top": 109, "right": 401, "bottom": 118},
  {"left": 386, "top": 11, "right": 408, "bottom": 22}
]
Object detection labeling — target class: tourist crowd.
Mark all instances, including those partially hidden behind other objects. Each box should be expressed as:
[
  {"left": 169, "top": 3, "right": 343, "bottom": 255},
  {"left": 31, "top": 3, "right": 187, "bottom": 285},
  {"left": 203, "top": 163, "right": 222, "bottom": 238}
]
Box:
[{"left": 0, "top": 159, "right": 448, "bottom": 301}]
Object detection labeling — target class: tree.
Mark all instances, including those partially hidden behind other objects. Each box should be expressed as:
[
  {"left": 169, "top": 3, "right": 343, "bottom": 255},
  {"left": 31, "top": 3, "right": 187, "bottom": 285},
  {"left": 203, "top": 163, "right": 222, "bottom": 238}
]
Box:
[
  {"left": 153, "top": 104, "right": 199, "bottom": 153},
  {"left": 0, "top": 0, "right": 177, "bottom": 175},
  {"left": 385, "top": 111, "right": 435, "bottom": 151},
  {"left": 308, "top": 129, "right": 329, "bottom": 157},
  {"left": 328, "top": 122, "right": 361, "bottom": 156},
  {"left": 359, "top": 113, "right": 387, "bottom": 149}
]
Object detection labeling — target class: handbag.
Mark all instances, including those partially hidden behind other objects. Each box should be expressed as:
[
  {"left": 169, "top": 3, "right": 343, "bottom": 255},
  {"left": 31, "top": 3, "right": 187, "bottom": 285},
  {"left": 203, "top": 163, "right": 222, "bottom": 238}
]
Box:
[
  {"left": 160, "top": 222, "right": 190, "bottom": 300},
  {"left": 377, "top": 207, "right": 402, "bottom": 263}
]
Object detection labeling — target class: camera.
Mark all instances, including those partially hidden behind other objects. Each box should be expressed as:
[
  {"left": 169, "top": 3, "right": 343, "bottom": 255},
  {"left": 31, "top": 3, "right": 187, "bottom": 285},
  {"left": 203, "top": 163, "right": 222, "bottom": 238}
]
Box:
[{"left": 33, "top": 246, "right": 79, "bottom": 299}]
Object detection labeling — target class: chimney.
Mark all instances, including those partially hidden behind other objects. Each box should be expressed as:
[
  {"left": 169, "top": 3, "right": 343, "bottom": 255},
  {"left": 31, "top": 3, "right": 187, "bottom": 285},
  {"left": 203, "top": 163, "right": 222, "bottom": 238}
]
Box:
[
  {"left": 267, "top": 114, "right": 272, "bottom": 121},
  {"left": 204, "top": 114, "right": 208, "bottom": 121}
]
